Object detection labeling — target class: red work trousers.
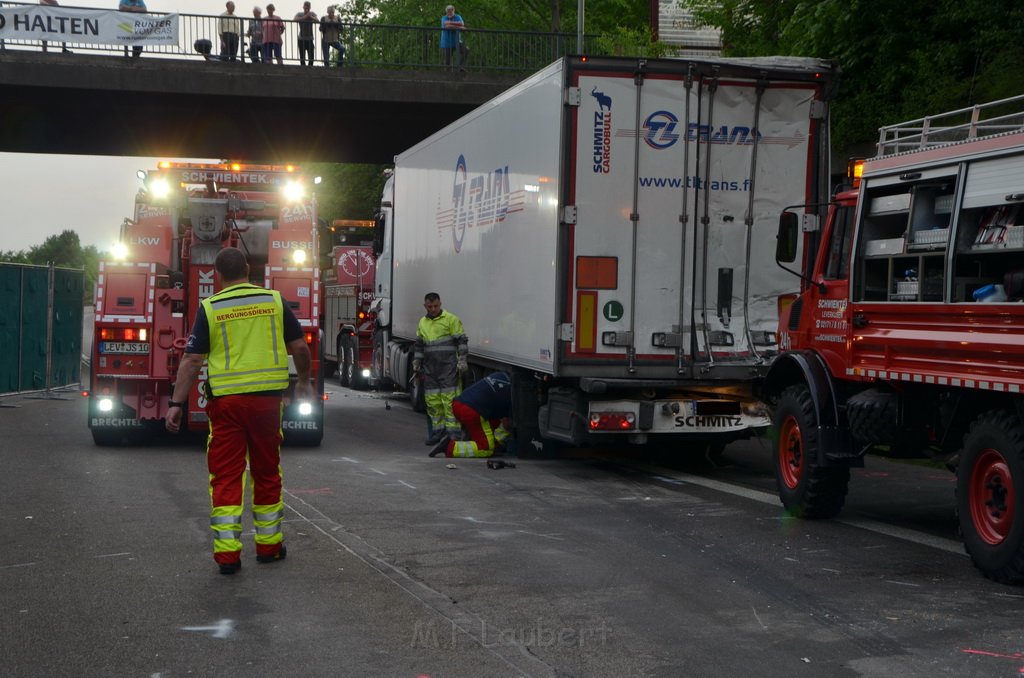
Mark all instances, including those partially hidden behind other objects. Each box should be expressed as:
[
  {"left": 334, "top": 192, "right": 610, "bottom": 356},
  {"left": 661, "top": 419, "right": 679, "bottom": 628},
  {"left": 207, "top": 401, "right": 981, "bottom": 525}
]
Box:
[{"left": 207, "top": 394, "right": 285, "bottom": 564}]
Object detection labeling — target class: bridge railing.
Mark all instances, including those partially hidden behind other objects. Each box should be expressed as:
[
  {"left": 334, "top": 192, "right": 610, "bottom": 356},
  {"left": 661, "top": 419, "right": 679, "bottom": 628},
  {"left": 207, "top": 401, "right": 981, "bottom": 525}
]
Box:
[{"left": 0, "top": 2, "right": 582, "bottom": 72}]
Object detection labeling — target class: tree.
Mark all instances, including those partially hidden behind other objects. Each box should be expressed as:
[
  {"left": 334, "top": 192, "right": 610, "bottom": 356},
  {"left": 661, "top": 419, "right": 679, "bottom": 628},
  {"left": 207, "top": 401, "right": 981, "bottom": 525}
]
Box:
[
  {"left": 1, "top": 230, "right": 101, "bottom": 302},
  {"left": 0, "top": 250, "right": 30, "bottom": 264},
  {"left": 309, "top": 163, "right": 389, "bottom": 224},
  {"left": 340, "top": 0, "right": 651, "bottom": 41},
  {"left": 683, "top": 0, "right": 1024, "bottom": 151}
]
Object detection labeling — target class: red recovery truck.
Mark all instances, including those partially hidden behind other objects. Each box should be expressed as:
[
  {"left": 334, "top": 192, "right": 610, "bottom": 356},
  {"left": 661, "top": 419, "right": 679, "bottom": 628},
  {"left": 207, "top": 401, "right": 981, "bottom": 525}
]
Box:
[
  {"left": 87, "top": 161, "right": 325, "bottom": 447},
  {"left": 321, "top": 220, "right": 376, "bottom": 389},
  {"left": 763, "top": 95, "right": 1024, "bottom": 583}
]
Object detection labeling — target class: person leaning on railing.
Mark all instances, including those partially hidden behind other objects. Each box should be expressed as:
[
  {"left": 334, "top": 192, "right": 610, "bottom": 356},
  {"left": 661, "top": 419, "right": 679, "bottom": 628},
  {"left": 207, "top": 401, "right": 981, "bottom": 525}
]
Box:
[
  {"left": 319, "top": 5, "right": 343, "bottom": 67},
  {"left": 218, "top": 1, "right": 242, "bottom": 62},
  {"left": 261, "top": 3, "right": 285, "bottom": 64},
  {"left": 39, "top": 0, "right": 72, "bottom": 53},
  {"left": 246, "top": 5, "right": 264, "bottom": 63},
  {"left": 118, "top": 0, "right": 146, "bottom": 57}
]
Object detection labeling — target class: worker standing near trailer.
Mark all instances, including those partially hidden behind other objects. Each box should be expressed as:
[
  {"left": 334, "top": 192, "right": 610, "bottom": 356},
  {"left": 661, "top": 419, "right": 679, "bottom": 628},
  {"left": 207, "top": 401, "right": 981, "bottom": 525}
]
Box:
[{"left": 414, "top": 292, "right": 468, "bottom": 445}]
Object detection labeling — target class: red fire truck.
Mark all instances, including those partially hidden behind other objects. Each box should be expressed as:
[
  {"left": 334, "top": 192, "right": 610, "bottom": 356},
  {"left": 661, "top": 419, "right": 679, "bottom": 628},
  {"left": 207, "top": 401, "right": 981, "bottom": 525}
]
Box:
[
  {"left": 321, "top": 220, "right": 376, "bottom": 389},
  {"left": 87, "top": 161, "right": 324, "bottom": 446},
  {"left": 764, "top": 95, "right": 1024, "bottom": 583}
]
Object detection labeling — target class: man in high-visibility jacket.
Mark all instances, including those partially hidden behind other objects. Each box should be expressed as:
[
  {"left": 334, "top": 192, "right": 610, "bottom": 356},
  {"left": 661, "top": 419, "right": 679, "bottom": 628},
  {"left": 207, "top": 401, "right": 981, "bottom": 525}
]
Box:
[
  {"left": 166, "top": 247, "right": 313, "bottom": 575},
  {"left": 414, "top": 292, "right": 468, "bottom": 445},
  {"left": 429, "top": 371, "right": 511, "bottom": 458}
]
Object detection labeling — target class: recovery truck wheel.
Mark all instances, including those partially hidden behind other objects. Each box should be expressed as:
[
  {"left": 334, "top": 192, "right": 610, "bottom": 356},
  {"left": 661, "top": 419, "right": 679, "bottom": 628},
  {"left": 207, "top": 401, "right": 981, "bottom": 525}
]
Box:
[
  {"left": 91, "top": 429, "right": 125, "bottom": 446},
  {"left": 773, "top": 384, "right": 849, "bottom": 519},
  {"left": 956, "top": 410, "right": 1024, "bottom": 584}
]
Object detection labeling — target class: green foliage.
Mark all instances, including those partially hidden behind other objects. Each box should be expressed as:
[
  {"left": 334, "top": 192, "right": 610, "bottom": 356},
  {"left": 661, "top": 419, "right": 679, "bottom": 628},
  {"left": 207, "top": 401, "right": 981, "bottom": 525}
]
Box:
[
  {"left": 309, "top": 163, "right": 389, "bottom": 224},
  {"left": 683, "top": 0, "right": 1024, "bottom": 151},
  {"left": 0, "top": 250, "right": 30, "bottom": 264},
  {"left": 592, "top": 25, "right": 671, "bottom": 58},
  {"left": 0, "top": 231, "right": 99, "bottom": 302},
  {"left": 341, "top": 0, "right": 650, "bottom": 36}
]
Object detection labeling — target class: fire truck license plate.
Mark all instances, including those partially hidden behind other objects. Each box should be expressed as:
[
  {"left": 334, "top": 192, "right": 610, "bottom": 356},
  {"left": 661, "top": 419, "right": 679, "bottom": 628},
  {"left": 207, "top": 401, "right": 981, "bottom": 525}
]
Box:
[{"left": 100, "top": 342, "right": 150, "bottom": 354}]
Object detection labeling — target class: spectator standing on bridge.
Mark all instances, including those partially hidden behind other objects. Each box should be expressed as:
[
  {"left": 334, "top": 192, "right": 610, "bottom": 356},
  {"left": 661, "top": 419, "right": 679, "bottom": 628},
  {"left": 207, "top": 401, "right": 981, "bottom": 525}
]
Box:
[
  {"left": 39, "top": 0, "right": 71, "bottom": 54},
  {"left": 414, "top": 292, "right": 469, "bottom": 445},
  {"left": 439, "top": 4, "right": 464, "bottom": 71},
  {"left": 262, "top": 3, "right": 285, "bottom": 64},
  {"left": 246, "top": 6, "right": 263, "bottom": 63},
  {"left": 219, "top": 1, "right": 242, "bottom": 62},
  {"left": 118, "top": 0, "right": 146, "bottom": 58},
  {"left": 293, "top": 1, "right": 317, "bottom": 66},
  {"left": 319, "top": 5, "right": 343, "bottom": 67},
  {"left": 165, "top": 247, "right": 313, "bottom": 575}
]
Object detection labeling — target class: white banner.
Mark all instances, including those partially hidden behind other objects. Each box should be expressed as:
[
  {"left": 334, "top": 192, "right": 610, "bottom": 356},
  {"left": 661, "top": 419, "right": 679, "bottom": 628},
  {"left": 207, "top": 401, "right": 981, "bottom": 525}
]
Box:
[{"left": 0, "top": 6, "right": 178, "bottom": 46}]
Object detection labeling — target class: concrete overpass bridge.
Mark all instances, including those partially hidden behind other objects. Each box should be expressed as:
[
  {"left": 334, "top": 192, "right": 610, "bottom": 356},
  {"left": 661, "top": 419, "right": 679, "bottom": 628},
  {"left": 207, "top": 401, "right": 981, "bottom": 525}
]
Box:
[
  {"left": 0, "top": 9, "right": 581, "bottom": 162},
  {"left": 0, "top": 50, "right": 533, "bottom": 164}
]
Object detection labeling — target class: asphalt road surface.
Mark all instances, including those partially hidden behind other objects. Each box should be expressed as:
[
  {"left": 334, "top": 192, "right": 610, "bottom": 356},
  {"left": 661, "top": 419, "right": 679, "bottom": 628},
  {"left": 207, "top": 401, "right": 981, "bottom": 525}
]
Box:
[{"left": 2, "top": 385, "right": 1023, "bottom": 678}]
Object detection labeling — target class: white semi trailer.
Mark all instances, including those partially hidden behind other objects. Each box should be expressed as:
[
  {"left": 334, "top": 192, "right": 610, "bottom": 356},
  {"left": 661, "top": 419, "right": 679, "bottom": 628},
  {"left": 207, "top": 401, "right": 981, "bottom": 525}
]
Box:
[{"left": 369, "top": 55, "right": 839, "bottom": 455}]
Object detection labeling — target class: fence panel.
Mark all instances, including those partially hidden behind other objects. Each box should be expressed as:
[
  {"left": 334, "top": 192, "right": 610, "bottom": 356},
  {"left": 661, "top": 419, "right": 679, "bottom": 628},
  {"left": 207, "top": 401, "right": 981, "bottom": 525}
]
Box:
[{"left": 0, "top": 263, "right": 84, "bottom": 395}]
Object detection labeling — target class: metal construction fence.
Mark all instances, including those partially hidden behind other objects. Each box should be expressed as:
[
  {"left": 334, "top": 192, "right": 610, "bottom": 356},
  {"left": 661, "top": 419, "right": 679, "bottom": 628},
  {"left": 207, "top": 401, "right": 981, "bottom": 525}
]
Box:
[
  {"left": 0, "top": 263, "right": 84, "bottom": 395},
  {"left": 0, "top": 1, "right": 583, "bottom": 71}
]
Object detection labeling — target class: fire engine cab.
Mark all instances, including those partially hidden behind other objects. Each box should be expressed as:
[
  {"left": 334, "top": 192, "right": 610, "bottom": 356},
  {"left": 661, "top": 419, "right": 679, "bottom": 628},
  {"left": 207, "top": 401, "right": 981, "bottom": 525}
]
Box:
[
  {"left": 764, "top": 95, "right": 1024, "bottom": 583},
  {"left": 88, "top": 161, "right": 324, "bottom": 446}
]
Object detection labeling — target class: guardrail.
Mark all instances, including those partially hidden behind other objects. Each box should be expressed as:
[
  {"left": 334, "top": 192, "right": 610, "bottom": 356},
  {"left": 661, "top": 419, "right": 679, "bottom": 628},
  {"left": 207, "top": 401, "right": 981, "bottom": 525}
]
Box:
[
  {"left": 877, "top": 93, "right": 1024, "bottom": 156},
  {"left": 0, "top": 1, "right": 582, "bottom": 72}
]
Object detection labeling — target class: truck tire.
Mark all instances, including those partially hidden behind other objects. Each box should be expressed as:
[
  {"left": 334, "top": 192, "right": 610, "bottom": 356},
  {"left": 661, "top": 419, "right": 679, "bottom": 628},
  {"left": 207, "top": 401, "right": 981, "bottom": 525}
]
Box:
[
  {"left": 511, "top": 371, "right": 559, "bottom": 459},
  {"left": 846, "top": 388, "right": 899, "bottom": 444},
  {"left": 348, "top": 338, "right": 367, "bottom": 390},
  {"left": 371, "top": 331, "right": 394, "bottom": 391},
  {"left": 338, "top": 337, "right": 351, "bottom": 387},
  {"left": 91, "top": 429, "right": 124, "bottom": 446},
  {"left": 956, "top": 410, "right": 1024, "bottom": 584},
  {"left": 285, "top": 429, "right": 324, "bottom": 447},
  {"left": 773, "top": 384, "right": 849, "bottom": 519},
  {"left": 410, "top": 372, "right": 426, "bottom": 413}
]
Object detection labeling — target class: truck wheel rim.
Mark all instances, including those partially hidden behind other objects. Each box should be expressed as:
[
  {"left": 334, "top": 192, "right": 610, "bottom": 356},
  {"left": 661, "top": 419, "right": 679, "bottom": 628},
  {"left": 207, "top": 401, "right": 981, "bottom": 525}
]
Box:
[
  {"left": 778, "top": 415, "right": 804, "bottom": 490},
  {"left": 970, "top": 448, "right": 1015, "bottom": 545}
]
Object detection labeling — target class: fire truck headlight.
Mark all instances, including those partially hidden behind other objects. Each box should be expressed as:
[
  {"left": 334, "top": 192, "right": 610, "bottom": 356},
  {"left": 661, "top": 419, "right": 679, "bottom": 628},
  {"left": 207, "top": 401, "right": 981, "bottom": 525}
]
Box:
[
  {"left": 111, "top": 242, "right": 130, "bottom": 261},
  {"left": 98, "top": 398, "right": 114, "bottom": 412},
  {"left": 283, "top": 180, "right": 304, "bottom": 202},
  {"left": 149, "top": 178, "right": 171, "bottom": 199},
  {"left": 292, "top": 249, "right": 308, "bottom": 265},
  {"left": 297, "top": 401, "right": 313, "bottom": 416}
]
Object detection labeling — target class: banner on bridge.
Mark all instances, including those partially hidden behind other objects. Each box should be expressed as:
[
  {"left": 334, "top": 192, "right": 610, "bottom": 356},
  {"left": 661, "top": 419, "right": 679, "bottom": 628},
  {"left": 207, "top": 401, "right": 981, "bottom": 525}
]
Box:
[{"left": 0, "top": 6, "right": 178, "bottom": 46}]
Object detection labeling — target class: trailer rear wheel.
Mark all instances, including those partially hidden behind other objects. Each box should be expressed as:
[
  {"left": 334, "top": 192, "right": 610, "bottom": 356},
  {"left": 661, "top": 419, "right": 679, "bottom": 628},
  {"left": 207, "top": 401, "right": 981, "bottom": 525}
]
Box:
[
  {"left": 773, "top": 384, "right": 849, "bottom": 519},
  {"left": 957, "top": 410, "right": 1024, "bottom": 584}
]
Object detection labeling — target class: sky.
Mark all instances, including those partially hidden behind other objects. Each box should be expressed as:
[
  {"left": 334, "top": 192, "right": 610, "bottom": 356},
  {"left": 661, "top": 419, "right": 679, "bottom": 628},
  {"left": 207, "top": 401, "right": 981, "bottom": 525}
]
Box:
[
  {"left": 0, "top": 153, "right": 217, "bottom": 253},
  {"left": 0, "top": 0, "right": 320, "bottom": 254}
]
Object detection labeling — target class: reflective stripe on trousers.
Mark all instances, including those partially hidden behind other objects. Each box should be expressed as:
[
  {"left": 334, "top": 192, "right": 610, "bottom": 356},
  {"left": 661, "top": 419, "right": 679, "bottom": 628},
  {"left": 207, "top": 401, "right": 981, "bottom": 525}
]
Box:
[
  {"left": 207, "top": 395, "right": 285, "bottom": 564},
  {"left": 425, "top": 386, "right": 460, "bottom": 432}
]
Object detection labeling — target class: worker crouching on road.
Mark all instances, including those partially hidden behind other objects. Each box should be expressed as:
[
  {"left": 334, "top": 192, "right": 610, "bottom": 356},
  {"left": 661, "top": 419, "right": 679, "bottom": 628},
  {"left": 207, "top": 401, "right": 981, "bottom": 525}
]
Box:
[
  {"left": 166, "top": 247, "right": 313, "bottom": 575},
  {"left": 414, "top": 292, "right": 468, "bottom": 445},
  {"left": 430, "top": 371, "right": 512, "bottom": 458}
]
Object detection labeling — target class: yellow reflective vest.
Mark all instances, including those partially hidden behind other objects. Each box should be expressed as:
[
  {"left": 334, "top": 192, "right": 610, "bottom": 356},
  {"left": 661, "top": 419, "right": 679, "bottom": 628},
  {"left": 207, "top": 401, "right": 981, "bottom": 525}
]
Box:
[{"left": 202, "top": 283, "right": 290, "bottom": 397}]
